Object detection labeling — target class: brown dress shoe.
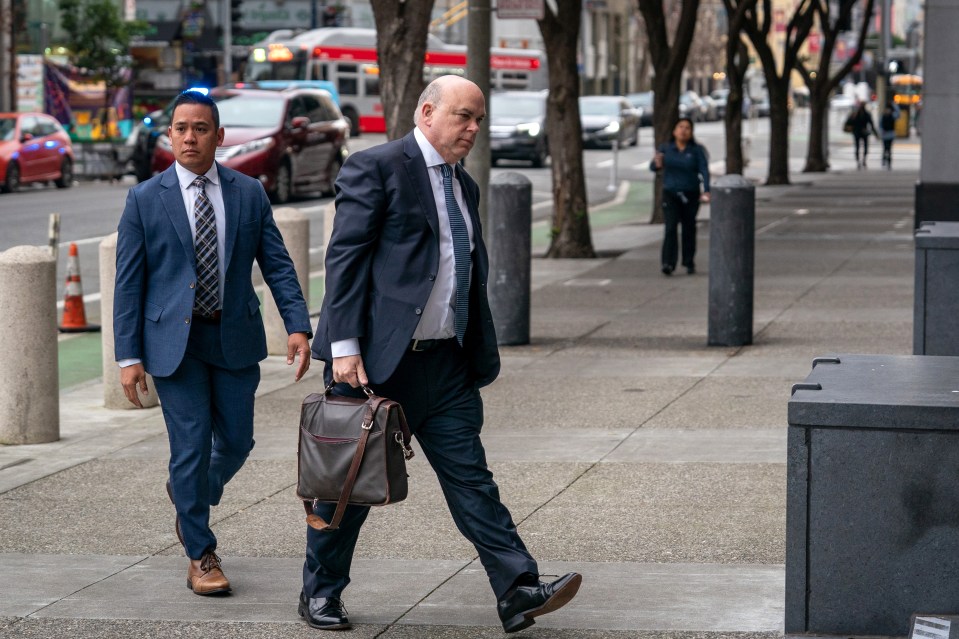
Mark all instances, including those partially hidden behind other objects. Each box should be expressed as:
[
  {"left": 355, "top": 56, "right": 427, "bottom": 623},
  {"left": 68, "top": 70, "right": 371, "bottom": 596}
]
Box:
[{"left": 187, "top": 552, "right": 231, "bottom": 595}]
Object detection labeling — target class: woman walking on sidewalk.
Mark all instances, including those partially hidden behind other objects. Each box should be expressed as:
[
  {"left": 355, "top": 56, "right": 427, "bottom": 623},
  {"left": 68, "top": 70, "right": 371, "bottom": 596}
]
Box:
[
  {"left": 846, "top": 102, "right": 879, "bottom": 169},
  {"left": 650, "top": 117, "right": 710, "bottom": 275},
  {"left": 879, "top": 102, "right": 899, "bottom": 169}
]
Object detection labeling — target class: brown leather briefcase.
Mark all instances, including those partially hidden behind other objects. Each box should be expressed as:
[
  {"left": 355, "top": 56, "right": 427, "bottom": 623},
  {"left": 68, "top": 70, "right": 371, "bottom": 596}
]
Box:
[{"left": 297, "top": 383, "right": 414, "bottom": 531}]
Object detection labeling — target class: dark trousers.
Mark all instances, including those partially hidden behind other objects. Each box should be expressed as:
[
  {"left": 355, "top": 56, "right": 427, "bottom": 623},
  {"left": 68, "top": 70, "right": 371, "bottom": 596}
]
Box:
[
  {"left": 882, "top": 138, "right": 893, "bottom": 167},
  {"left": 854, "top": 134, "right": 870, "bottom": 164},
  {"left": 662, "top": 189, "right": 701, "bottom": 270},
  {"left": 153, "top": 320, "right": 259, "bottom": 560},
  {"left": 303, "top": 340, "right": 538, "bottom": 601}
]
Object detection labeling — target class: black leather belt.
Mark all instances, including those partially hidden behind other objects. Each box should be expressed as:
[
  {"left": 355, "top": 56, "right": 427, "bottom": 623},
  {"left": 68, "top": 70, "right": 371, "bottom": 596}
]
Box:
[
  {"left": 410, "top": 338, "right": 455, "bottom": 352},
  {"left": 192, "top": 310, "right": 222, "bottom": 324}
]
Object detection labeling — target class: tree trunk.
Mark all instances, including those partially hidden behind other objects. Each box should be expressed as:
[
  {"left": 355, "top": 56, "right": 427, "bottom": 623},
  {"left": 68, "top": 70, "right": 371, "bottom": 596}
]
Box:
[
  {"left": 539, "top": 0, "right": 593, "bottom": 258},
  {"left": 766, "top": 77, "right": 791, "bottom": 184},
  {"left": 371, "top": 0, "right": 434, "bottom": 140},
  {"left": 724, "top": 36, "right": 749, "bottom": 175},
  {"left": 649, "top": 73, "right": 681, "bottom": 223},
  {"left": 803, "top": 90, "right": 829, "bottom": 172}
]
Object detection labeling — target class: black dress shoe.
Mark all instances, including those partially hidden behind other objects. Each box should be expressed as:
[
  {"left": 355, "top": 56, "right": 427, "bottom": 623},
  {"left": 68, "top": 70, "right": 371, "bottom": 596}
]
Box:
[
  {"left": 686, "top": 264, "right": 696, "bottom": 275},
  {"left": 497, "top": 572, "right": 582, "bottom": 633},
  {"left": 298, "top": 592, "right": 351, "bottom": 630},
  {"left": 661, "top": 265, "right": 674, "bottom": 276}
]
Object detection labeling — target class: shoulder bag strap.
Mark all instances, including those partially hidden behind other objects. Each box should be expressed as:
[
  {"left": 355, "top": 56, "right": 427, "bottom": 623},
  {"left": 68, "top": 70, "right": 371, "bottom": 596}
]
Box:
[{"left": 304, "top": 396, "right": 387, "bottom": 531}]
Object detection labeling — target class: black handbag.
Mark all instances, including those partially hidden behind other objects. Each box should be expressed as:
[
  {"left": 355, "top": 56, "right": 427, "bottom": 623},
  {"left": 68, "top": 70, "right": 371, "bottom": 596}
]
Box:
[{"left": 297, "top": 383, "right": 414, "bottom": 531}]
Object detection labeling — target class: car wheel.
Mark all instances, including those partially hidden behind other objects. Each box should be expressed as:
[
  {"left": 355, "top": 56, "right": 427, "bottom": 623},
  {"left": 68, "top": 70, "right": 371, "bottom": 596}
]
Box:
[
  {"left": 55, "top": 157, "right": 73, "bottom": 188},
  {"left": 270, "top": 162, "right": 292, "bottom": 204},
  {"left": 2, "top": 162, "right": 20, "bottom": 193},
  {"left": 531, "top": 142, "right": 548, "bottom": 168},
  {"left": 343, "top": 108, "right": 360, "bottom": 138}
]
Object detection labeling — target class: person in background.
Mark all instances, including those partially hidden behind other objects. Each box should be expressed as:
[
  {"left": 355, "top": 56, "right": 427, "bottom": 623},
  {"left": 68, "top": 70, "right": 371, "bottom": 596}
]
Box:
[
  {"left": 879, "top": 102, "right": 900, "bottom": 170},
  {"left": 848, "top": 101, "right": 879, "bottom": 169},
  {"left": 651, "top": 117, "right": 711, "bottom": 276}
]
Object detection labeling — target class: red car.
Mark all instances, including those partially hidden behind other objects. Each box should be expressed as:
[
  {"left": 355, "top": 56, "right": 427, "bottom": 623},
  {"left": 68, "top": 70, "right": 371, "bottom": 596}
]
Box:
[
  {"left": 151, "top": 87, "right": 349, "bottom": 203},
  {"left": 0, "top": 112, "right": 74, "bottom": 193}
]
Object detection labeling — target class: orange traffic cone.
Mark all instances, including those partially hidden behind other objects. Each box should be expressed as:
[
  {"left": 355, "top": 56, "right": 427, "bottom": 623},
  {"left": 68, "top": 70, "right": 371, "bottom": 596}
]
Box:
[{"left": 59, "top": 242, "right": 100, "bottom": 333}]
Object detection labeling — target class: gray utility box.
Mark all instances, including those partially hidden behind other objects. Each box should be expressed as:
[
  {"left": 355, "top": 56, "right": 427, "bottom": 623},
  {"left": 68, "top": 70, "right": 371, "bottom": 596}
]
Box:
[
  {"left": 915, "top": 221, "right": 959, "bottom": 355},
  {"left": 787, "top": 354, "right": 959, "bottom": 637}
]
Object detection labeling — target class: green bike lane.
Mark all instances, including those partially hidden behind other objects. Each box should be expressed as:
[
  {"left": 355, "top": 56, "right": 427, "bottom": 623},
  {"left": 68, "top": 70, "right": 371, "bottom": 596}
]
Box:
[{"left": 57, "top": 180, "right": 653, "bottom": 391}]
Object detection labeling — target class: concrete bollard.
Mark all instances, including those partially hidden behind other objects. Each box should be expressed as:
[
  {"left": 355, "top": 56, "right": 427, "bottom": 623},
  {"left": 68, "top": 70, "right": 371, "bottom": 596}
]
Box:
[
  {"left": 707, "top": 174, "right": 755, "bottom": 347},
  {"left": 913, "top": 221, "right": 959, "bottom": 355},
  {"left": 487, "top": 172, "right": 532, "bottom": 345},
  {"left": 99, "top": 233, "right": 159, "bottom": 409},
  {"left": 0, "top": 246, "right": 59, "bottom": 444},
  {"left": 265, "top": 207, "right": 310, "bottom": 355}
]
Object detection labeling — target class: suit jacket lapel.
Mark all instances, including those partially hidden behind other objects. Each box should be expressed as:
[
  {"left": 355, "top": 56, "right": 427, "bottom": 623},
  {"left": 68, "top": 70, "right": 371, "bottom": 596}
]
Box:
[
  {"left": 159, "top": 166, "right": 196, "bottom": 268},
  {"left": 218, "top": 164, "right": 240, "bottom": 275},
  {"left": 402, "top": 133, "right": 440, "bottom": 239}
]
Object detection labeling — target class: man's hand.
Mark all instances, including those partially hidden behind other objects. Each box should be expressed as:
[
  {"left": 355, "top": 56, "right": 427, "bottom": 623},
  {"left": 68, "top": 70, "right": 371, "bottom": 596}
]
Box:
[
  {"left": 332, "top": 354, "right": 368, "bottom": 388},
  {"left": 120, "top": 363, "right": 149, "bottom": 408},
  {"left": 288, "top": 332, "right": 311, "bottom": 382}
]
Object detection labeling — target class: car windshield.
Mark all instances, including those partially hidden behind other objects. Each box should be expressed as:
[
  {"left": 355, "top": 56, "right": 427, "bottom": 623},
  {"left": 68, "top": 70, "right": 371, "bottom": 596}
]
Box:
[
  {"left": 491, "top": 95, "right": 544, "bottom": 118},
  {"left": 629, "top": 93, "right": 652, "bottom": 107},
  {"left": 0, "top": 117, "right": 15, "bottom": 141},
  {"left": 579, "top": 99, "right": 619, "bottom": 116},
  {"left": 214, "top": 96, "right": 285, "bottom": 128}
]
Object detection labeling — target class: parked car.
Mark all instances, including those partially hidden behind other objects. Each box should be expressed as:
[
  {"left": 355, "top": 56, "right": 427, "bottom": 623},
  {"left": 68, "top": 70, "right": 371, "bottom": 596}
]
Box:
[
  {"left": 678, "top": 92, "right": 701, "bottom": 122},
  {"left": 626, "top": 91, "right": 654, "bottom": 126},
  {"left": 752, "top": 93, "right": 771, "bottom": 117},
  {"left": 0, "top": 112, "right": 74, "bottom": 193},
  {"left": 710, "top": 89, "right": 729, "bottom": 119},
  {"left": 489, "top": 91, "right": 549, "bottom": 167},
  {"left": 579, "top": 95, "right": 640, "bottom": 148},
  {"left": 150, "top": 87, "right": 349, "bottom": 203},
  {"left": 699, "top": 94, "right": 720, "bottom": 121}
]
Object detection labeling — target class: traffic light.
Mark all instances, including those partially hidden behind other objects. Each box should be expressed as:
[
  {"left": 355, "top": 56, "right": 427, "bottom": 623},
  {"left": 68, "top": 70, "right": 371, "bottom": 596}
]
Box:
[{"left": 230, "top": 0, "right": 243, "bottom": 28}]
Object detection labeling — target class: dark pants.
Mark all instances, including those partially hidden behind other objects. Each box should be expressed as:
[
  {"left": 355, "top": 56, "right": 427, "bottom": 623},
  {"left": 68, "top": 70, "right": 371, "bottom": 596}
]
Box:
[
  {"left": 882, "top": 138, "right": 893, "bottom": 167},
  {"left": 153, "top": 320, "right": 259, "bottom": 560},
  {"left": 662, "top": 189, "right": 701, "bottom": 270},
  {"left": 854, "top": 134, "right": 870, "bottom": 164},
  {"left": 303, "top": 340, "right": 538, "bottom": 601}
]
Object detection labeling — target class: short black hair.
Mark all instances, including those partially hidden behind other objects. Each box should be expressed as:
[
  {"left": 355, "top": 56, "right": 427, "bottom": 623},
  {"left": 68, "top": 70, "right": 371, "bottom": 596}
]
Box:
[
  {"left": 171, "top": 89, "right": 220, "bottom": 130},
  {"left": 669, "top": 117, "right": 698, "bottom": 146}
]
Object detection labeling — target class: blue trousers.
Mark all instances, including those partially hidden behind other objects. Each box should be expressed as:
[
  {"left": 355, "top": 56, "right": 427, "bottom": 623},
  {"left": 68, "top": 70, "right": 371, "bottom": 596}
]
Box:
[
  {"left": 303, "top": 340, "right": 538, "bottom": 601},
  {"left": 153, "top": 321, "right": 259, "bottom": 560}
]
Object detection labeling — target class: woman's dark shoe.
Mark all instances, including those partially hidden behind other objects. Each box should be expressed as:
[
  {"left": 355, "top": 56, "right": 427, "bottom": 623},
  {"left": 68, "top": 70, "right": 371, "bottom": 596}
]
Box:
[
  {"left": 661, "top": 265, "right": 674, "bottom": 276},
  {"left": 686, "top": 264, "right": 696, "bottom": 275},
  {"left": 299, "top": 592, "right": 351, "bottom": 630},
  {"left": 497, "top": 572, "right": 582, "bottom": 633}
]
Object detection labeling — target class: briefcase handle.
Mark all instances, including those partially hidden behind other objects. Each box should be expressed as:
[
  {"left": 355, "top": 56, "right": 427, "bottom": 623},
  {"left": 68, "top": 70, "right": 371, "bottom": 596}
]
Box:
[{"left": 323, "top": 380, "right": 375, "bottom": 398}]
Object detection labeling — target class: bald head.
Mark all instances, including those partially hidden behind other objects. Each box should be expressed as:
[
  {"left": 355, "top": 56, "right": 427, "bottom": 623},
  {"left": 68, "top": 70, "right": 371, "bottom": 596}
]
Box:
[{"left": 414, "top": 75, "right": 486, "bottom": 164}]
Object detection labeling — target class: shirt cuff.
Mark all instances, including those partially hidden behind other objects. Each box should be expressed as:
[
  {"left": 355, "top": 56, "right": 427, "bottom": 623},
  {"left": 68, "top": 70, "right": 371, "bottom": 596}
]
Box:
[
  {"left": 331, "top": 338, "right": 360, "bottom": 358},
  {"left": 118, "top": 358, "right": 142, "bottom": 368}
]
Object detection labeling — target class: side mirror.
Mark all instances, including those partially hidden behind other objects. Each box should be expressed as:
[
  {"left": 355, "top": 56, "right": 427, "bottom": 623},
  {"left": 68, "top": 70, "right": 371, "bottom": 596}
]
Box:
[
  {"left": 291, "top": 116, "right": 310, "bottom": 130},
  {"left": 20, "top": 132, "right": 33, "bottom": 142}
]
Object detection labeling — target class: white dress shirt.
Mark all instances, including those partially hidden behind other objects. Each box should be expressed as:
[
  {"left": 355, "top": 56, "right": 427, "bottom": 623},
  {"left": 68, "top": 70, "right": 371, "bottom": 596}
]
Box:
[
  {"left": 118, "top": 162, "right": 227, "bottom": 368},
  {"left": 331, "top": 127, "right": 475, "bottom": 358}
]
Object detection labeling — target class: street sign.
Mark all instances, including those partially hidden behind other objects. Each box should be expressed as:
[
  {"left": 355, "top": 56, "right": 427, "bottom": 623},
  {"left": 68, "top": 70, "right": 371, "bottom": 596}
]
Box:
[{"left": 497, "top": 0, "right": 544, "bottom": 20}]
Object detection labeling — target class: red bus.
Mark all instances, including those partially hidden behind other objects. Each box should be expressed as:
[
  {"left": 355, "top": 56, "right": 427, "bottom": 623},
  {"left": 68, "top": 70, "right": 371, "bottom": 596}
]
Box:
[{"left": 243, "top": 27, "right": 547, "bottom": 135}]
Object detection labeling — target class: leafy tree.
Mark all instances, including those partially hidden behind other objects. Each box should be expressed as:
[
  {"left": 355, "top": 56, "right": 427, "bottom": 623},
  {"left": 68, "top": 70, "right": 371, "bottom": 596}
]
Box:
[
  {"left": 636, "top": 0, "right": 701, "bottom": 223},
  {"left": 538, "top": 0, "right": 594, "bottom": 257},
  {"left": 370, "top": 0, "right": 435, "bottom": 140},
  {"left": 58, "top": 0, "right": 146, "bottom": 137},
  {"left": 799, "top": 0, "right": 876, "bottom": 172},
  {"left": 741, "top": 0, "right": 816, "bottom": 185}
]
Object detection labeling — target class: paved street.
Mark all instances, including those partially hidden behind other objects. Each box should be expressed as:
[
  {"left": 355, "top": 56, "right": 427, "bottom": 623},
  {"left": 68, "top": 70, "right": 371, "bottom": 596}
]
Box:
[{"left": 0, "top": 106, "right": 923, "bottom": 637}]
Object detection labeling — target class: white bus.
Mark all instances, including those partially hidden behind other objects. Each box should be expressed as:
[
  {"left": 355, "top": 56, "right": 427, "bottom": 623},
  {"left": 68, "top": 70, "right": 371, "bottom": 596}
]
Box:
[{"left": 243, "top": 27, "right": 547, "bottom": 135}]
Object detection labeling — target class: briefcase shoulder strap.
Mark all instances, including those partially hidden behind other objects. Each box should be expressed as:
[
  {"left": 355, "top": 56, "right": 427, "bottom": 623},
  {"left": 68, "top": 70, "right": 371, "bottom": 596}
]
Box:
[{"left": 305, "top": 395, "right": 387, "bottom": 532}]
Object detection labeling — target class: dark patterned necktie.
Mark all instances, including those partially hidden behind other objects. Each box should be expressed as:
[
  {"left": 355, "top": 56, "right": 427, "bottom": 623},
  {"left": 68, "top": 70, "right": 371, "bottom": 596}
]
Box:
[
  {"left": 440, "top": 163, "right": 470, "bottom": 345},
  {"left": 192, "top": 176, "right": 219, "bottom": 317}
]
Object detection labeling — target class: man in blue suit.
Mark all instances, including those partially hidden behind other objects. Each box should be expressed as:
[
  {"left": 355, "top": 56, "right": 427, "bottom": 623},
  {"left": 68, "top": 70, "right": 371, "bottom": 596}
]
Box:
[
  {"left": 114, "top": 90, "right": 312, "bottom": 595},
  {"left": 302, "top": 76, "right": 581, "bottom": 633}
]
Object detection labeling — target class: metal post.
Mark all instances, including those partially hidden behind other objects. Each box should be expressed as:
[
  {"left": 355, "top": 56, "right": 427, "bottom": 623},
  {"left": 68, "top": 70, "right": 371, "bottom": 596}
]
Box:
[
  {"left": 607, "top": 139, "right": 619, "bottom": 191},
  {"left": 487, "top": 173, "right": 532, "bottom": 345},
  {"left": 707, "top": 174, "right": 755, "bottom": 346},
  {"left": 0, "top": 0, "right": 11, "bottom": 112},
  {"left": 223, "top": 0, "right": 233, "bottom": 82},
  {"left": 48, "top": 213, "right": 60, "bottom": 260},
  {"left": 465, "top": 0, "right": 491, "bottom": 235}
]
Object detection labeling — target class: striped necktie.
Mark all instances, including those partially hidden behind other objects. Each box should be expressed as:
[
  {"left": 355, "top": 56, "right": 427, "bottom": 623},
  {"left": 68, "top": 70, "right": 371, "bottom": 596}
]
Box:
[
  {"left": 192, "top": 176, "right": 219, "bottom": 317},
  {"left": 440, "top": 163, "right": 470, "bottom": 345}
]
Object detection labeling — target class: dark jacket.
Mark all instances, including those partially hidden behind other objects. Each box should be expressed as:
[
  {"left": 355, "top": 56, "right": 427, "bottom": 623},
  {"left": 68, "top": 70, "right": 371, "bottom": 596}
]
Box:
[
  {"left": 313, "top": 132, "right": 500, "bottom": 387},
  {"left": 650, "top": 140, "right": 710, "bottom": 194},
  {"left": 849, "top": 107, "right": 878, "bottom": 138}
]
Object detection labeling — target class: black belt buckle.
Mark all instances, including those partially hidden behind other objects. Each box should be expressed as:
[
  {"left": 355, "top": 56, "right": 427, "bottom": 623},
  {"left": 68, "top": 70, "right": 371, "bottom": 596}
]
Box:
[
  {"left": 411, "top": 339, "right": 431, "bottom": 352},
  {"left": 192, "top": 310, "right": 222, "bottom": 324}
]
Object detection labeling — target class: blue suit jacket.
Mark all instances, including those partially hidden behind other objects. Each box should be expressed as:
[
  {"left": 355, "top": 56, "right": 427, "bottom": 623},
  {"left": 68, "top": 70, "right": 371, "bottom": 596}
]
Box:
[
  {"left": 114, "top": 163, "right": 312, "bottom": 377},
  {"left": 313, "top": 132, "right": 500, "bottom": 387}
]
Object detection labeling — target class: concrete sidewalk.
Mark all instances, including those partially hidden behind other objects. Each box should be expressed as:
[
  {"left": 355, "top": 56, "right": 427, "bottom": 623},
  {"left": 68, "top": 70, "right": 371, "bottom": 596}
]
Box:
[{"left": 0, "top": 146, "right": 920, "bottom": 637}]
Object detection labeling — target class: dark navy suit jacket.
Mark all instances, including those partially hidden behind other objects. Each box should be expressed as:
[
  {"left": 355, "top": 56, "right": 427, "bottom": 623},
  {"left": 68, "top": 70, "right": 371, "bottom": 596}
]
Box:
[
  {"left": 114, "top": 163, "right": 312, "bottom": 377},
  {"left": 313, "top": 131, "right": 500, "bottom": 387}
]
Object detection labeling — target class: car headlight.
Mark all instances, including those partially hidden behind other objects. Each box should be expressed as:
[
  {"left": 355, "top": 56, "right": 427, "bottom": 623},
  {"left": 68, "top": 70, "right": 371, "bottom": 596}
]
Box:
[
  {"left": 517, "top": 122, "right": 541, "bottom": 137},
  {"left": 602, "top": 121, "right": 621, "bottom": 134},
  {"left": 219, "top": 137, "right": 275, "bottom": 159}
]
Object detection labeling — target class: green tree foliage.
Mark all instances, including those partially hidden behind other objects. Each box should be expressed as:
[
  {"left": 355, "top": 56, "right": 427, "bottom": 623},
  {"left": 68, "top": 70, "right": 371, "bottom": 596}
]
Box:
[{"left": 57, "top": 0, "right": 147, "bottom": 88}]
